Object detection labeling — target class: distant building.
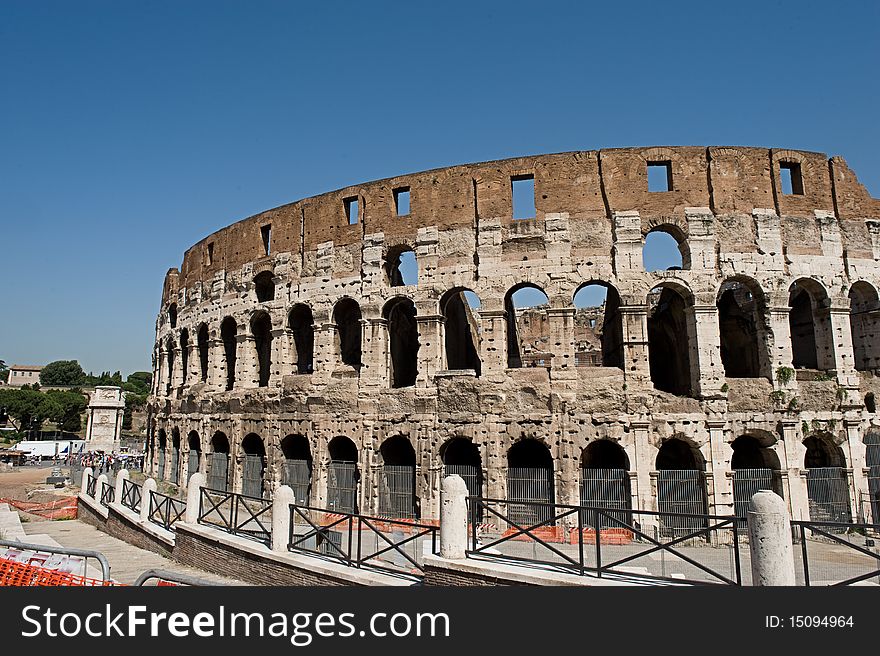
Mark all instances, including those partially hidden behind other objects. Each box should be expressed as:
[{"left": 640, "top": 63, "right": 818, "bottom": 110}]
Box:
[{"left": 6, "top": 364, "right": 43, "bottom": 387}]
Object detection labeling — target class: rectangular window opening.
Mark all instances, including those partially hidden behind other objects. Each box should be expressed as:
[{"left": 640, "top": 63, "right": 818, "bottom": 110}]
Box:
[
  {"left": 511, "top": 175, "right": 536, "bottom": 220},
  {"left": 780, "top": 162, "right": 804, "bottom": 195},
  {"left": 260, "top": 224, "right": 272, "bottom": 255},
  {"left": 647, "top": 161, "right": 672, "bottom": 192},
  {"left": 344, "top": 197, "right": 359, "bottom": 225},
  {"left": 206, "top": 242, "right": 214, "bottom": 266},
  {"left": 393, "top": 187, "right": 411, "bottom": 216}
]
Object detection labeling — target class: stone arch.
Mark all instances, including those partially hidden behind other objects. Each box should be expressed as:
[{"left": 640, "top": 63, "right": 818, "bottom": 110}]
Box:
[
  {"left": 730, "top": 435, "right": 783, "bottom": 520},
  {"left": 788, "top": 278, "right": 833, "bottom": 371},
  {"left": 643, "top": 223, "right": 689, "bottom": 271},
  {"left": 573, "top": 281, "right": 623, "bottom": 368},
  {"left": 332, "top": 298, "right": 362, "bottom": 371},
  {"left": 717, "top": 277, "right": 771, "bottom": 380},
  {"left": 168, "top": 303, "right": 177, "bottom": 329},
  {"left": 849, "top": 281, "right": 880, "bottom": 371},
  {"left": 220, "top": 317, "right": 238, "bottom": 391},
  {"left": 327, "top": 436, "right": 359, "bottom": 513},
  {"left": 383, "top": 296, "right": 419, "bottom": 388},
  {"left": 250, "top": 310, "right": 273, "bottom": 388},
  {"left": 197, "top": 323, "right": 209, "bottom": 383},
  {"left": 440, "top": 437, "right": 483, "bottom": 500},
  {"left": 505, "top": 283, "right": 551, "bottom": 369},
  {"left": 655, "top": 437, "right": 708, "bottom": 529},
  {"left": 440, "top": 288, "right": 481, "bottom": 375},
  {"left": 280, "top": 434, "right": 312, "bottom": 505},
  {"left": 507, "top": 438, "right": 555, "bottom": 525},
  {"left": 378, "top": 435, "right": 419, "bottom": 518},
  {"left": 254, "top": 271, "right": 275, "bottom": 303},
  {"left": 241, "top": 433, "right": 266, "bottom": 498},
  {"left": 288, "top": 304, "right": 314, "bottom": 374},
  {"left": 208, "top": 431, "right": 230, "bottom": 491},
  {"left": 579, "top": 440, "right": 632, "bottom": 528},
  {"left": 581, "top": 439, "right": 630, "bottom": 470},
  {"left": 803, "top": 433, "right": 851, "bottom": 522},
  {"left": 386, "top": 244, "right": 418, "bottom": 287},
  {"left": 187, "top": 430, "right": 201, "bottom": 480},
  {"left": 647, "top": 282, "right": 696, "bottom": 396}
]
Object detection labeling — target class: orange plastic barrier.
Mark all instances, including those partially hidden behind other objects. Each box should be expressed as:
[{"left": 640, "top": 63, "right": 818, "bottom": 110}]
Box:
[
  {"left": 0, "top": 496, "right": 78, "bottom": 520},
  {"left": 0, "top": 557, "right": 115, "bottom": 587}
]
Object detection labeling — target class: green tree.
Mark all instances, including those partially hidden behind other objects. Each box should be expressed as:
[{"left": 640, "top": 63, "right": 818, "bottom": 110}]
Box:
[
  {"left": 45, "top": 389, "right": 87, "bottom": 433},
  {"left": 0, "top": 388, "right": 60, "bottom": 433},
  {"left": 40, "top": 360, "right": 86, "bottom": 386},
  {"left": 0, "top": 360, "right": 8, "bottom": 384},
  {"left": 125, "top": 371, "right": 153, "bottom": 395}
]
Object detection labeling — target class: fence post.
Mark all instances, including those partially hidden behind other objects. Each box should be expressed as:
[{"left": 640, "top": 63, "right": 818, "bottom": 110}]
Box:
[
  {"left": 114, "top": 469, "right": 129, "bottom": 506},
  {"left": 185, "top": 472, "right": 207, "bottom": 524},
  {"left": 440, "top": 475, "right": 468, "bottom": 559},
  {"left": 272, "top": 485, "right": 296, "bottom": 553},
  {"left": 140, "top": 478, "right": 157, "bottom": 523},
  {"left": 96, "top": 473, "right": 109, "bottom": 501},
  {"left": 747, "top": 490, "right": 796, "bottom": 586},
  {"left": 80, "top": 467, "right": 93, "bottom": 495}
]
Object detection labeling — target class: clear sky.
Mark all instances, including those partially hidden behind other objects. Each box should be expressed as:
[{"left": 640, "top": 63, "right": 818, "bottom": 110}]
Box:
[{"left": 1, "top": 1, "right": 877, "bottom": 376}]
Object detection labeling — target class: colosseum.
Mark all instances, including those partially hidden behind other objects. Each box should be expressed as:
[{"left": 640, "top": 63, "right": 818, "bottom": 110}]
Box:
[{"left": 147, "top": 146, "right": 880, "bottom": 530}]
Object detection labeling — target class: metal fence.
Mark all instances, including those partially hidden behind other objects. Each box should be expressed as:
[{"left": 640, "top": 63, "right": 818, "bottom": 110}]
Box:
[
  {"left": 507, "top": 467, "right": 555, "bottom": 526},
  {"left": 198, "top": 487, "right": 272, "bottom": 544},
  {"left": 732, "top": 468, "right": 780, "bottom": 528},
  {"left": 579, "top": 468, "right": 631, "bottom": 529},
  {"left": 865, "top": 470, "right": 880, "bottom": 525},
  {"left": 170, "top": 447, "right": 179, "bottom": 485},
  {"left": 283, "top": 459, "right": 311, "bottom": 506},
  {"left": 207, "top": 453, "right": 229, "bottom": 492},
  {"left": 467, "top": 496, "right": 741, "bottom": 585},
  {"left": 656, "top": 470, "right": 708, "bottom": 537},
  {"left": 157, "top": 450, "right": 165, "bottom": 481},
  {"left": 444, "top": 464, "right": 483, "bottom": 521},
  {"left": 188, "top": 450, "right": 200, "bottom": 481},
  {"left": 806, "top": 467, "right": 852, "bottom": 524},
  {"left": 791, "top": 519, "right": 880, "bottom": 586},
  {"left": 327, "top": 462, "right": 358, "bottom": 514},
  {"left": 148, "top": 490, "right": 186, "bottom": 531},
  {"left": 85, "top": 474, "right": 97, "bottom": 497},
  {"left": 99, "top": 481, "right": 115, "bottom": 507},
  {"left": 378, "top": 465, "right": 417, "bottom": 519},
  {"left": 121, "top": 479, "right": 142, "bottom": 513},
  {"left": 241, "top": 454, "right": 265, "bottom": 499},
  {"left": 288, "top": 504, "right": 437, "bottom": 579}
]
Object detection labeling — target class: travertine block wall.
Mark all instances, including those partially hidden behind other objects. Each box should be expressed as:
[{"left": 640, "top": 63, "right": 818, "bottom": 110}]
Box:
[{"left": 148, "top": 147, "right": 880, "bottom": 524}]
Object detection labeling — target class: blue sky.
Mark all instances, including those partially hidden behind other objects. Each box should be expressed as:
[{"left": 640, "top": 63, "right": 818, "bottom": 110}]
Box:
[{"left": 1, "top": 1, "right": 877, "bottom": 376}]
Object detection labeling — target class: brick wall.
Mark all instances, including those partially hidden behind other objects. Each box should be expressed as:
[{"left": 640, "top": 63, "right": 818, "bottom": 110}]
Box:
[
  {"left": 76, "top": 496, "right": 107, "bottom": 530},
  {"left": 105, "top": 507, "right": 174, "bottom": 557},
  {"left": 423, "top": 562, "right": 530, "bottom": 586}
]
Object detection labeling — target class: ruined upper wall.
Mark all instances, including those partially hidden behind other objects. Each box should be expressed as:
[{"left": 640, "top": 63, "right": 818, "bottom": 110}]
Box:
[{"left": 167, "top": 146, "right": 880, "bottom": 305}]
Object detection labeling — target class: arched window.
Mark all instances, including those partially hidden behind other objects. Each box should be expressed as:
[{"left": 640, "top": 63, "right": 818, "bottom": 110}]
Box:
[
  {"left": 440, "top": 437, "right": 483, "bottom": 502},
  {"left": 333, "top": 299, "right": 362, "bottom": 371},
  {"left": 168, "top": 303, "right": 177, "bottom": 328},
  {"left": 655, "top": 438, "right": 708, "bottom": 535},
  {"left": 254, "top": 271, "right": 275, "bottom": 303},
  {"left": 197, "top": 324, "right": 209, "bottom": 383},
  {"left": 579, "top": 440, "right": 631, "bottom": 528},
  {"left": 208, "top": 432, "right": 230, "bottom": 492},
  {"left": 441, "top": 289, "right": 481, "bottom": 375},
  {"left": 251, "top": 312, "right": 272, "bottom": 387},
  {"left": 386, "top": 246, "right": 418, "bottom": 287},
  {"left": 170, "top": 428, "right": 181, "bottom": 485},
  {"left": 803, "top": 434, "right": 851, "bottom": 523},
  {"left": 647, "top": 284, "right": 694, "bottom": 396},
  {"left": 573, "top": 283, "right": 623, "bottom": 368},
  {"left": 507, "top": 439, "right": 554, "bottom": 525},
  {"left": 280, "top": 435, "right": 312, "bottom": 505},
  {"left": 187, "top": 431, "right": 201, "bottom": 480},
  {"left": 165, "top": 336, "right": 176, "bottom": 394},
  {"left": 849, "top": 282, "right": 880, "bottom": 372},
  {"left": 383, "top": 297, "right": 419, "bottom": 388},
  {"left": 505, "top": 284, "right": 551, "bottom": 369},
  {"left": 643, "top": 226, "right": 688, "bottom": 271},
  {"left": 379, "top": 436, "right": 418, "bottom": 519},
  {"left": 220, "top": 317, "right": 237, "bottom": 391},
  {"left": 327, "top": 436, "right": 359, "bottom": 513},
  {"left": 789, "top": 279, "right": 833, "bottom": 371},
  {"left": 730, "top": 435, "right": 782, "bottom": 524},
  {"left": 717, "top": 278, "right": 769, "bottom": 379},
  {"left": 179, "top": 328, "right": 189, "bottom": 385},
  {"left": 289, "top": 304, "right": 314, "bottom": 374},
  {"left": 241, "top": 433, "right": 266, "bottom": 498},
  {"left": 157, "top": 429, "right": 167, "bottom": 480}
]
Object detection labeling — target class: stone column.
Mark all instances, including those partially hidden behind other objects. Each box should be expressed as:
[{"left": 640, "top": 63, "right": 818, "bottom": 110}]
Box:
[
  {"left": 270, "top": 327, "right": 287, "bottom": 382},
  {"left": 140, "top": 478, "right": 157, "bottom": 522},
  {"left": 114, "top": 468, "right": 129, "bottom": 506},
  {"left": 631, "top": 421, "right": 658, "bottom": 534},
  {"left": 780, "top": 420, "right": 809, "bottom": 521},
  {"left": 184, "top": 472, "right": 206, "bottom": 524},
  {"left": 748, "top": 490, "right": 796, "bottom": 586},
  {"left": 767, "top": 305, "right": 795, "bottom": 390},
  {"left": 186, "top": 341, "right": 199, "bottom": 386},
  {"left": 546, "top": 306, "right": 577, "bottom": 385},
  {"left": 236, "top": 334, "right": 260, "bottom": 388},
  {"left": 313, "top": 321, "right": 337, "bottom": 383},
  {"left": 208, "top": 337, "right": 226, "bottom": 391},
  {"left": 361, "top": 317, "right": 388, "bottom": 388},
  {"left": 844, "top": 419, "right": 869, "bottom": 522},
  {"left": 827, "top": 305, "right": 859, "bottom": 388},
  {"left": 706, "top": 421, "right": 733, "bottom": 517},
  {"left": 690, "top": 305, "right": 725, "bottom": 398},
  {"left": 271, "top": 485, "right": 296, "bottom": 552},
  {"left": 440, "top": 475, "right": 468, "bottom": 559},
  {"left": 156, "top": 348, "right": 167, "bottom": 395},
  {"left": 478, "top": 308, "right": 508, "bottom": 376},
  {"left": 620, "top": 305, "right": 650, "bottom": 384},
  {"left": 415, "top": 314, "right": 444, "bottom": 387},
  {"left": 171, "top": 346, "right": 184, "bottom": 389},
  {"left": 279, "top": 328, "right": 296, "bottom": 377}
]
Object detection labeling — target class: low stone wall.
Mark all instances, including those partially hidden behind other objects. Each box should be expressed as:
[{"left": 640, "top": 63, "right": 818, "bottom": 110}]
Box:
[
  {"left": 76, "top": 493, "right": 108, "bottom": 530},
  {"left": 105, "top": 506, "right": 174, "bottom": 558}
]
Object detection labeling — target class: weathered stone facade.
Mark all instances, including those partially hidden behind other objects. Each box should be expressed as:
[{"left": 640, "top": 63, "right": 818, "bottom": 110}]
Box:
[
  {"left": 148, "top": 147, "right": 880, "bottom": 526},
  {"left": 85, "top": 386, "right": 125, "bottom": 453}
]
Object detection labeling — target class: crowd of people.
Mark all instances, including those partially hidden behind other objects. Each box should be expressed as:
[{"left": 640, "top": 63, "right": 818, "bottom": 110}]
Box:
[{"left": 68, "top": 451, "right": 144, "bottom": 474}]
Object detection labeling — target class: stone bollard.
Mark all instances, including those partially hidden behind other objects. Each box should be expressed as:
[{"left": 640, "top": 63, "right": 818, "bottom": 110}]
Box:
[
  {"left": 80, "top": 467, "right": 93, "bottom": 495},
  {"left": 114, "top": 469, "right": 129, "bottom": 506},
  {"left": 747, "top": 490, "right": 796, "bottom": 586},
  {"left": 96, "top": 473, "right": 109, "bottom": 501},
  {"left": 440, "top": 475, "right": 469, "bottom": 559},
  {"left": 140, "top": 478, "right": 157, "bottom": 523},
  {"left": 271, "top": 485, "right": 296, "bottom": 553},
  {"left": 185, "top": 472, "right": 207, "bottom": 525}
]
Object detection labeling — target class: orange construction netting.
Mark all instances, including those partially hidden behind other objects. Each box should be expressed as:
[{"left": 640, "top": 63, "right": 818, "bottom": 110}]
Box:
[
  {"left": 0, "top": 556, "right": 116, "bottom": 587},
  {"left": 0, "top": 496, "right": 78, "bottom": 520}
]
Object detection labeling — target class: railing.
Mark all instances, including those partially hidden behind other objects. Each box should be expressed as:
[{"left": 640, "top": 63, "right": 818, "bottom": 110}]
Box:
[
  {"left": 85, "top": 474, "right": 97, "bottom": 497},
  {"left": 148, "top": 490, "right": 186, "bottom": 531},
  {"left": 99, "top": 481, "right": 115, "bottom": 507},
  {"left": 198, "top": 488, "right": 272, "bottom": 544},
  {"left": 791, "top": 520, "right": 880, "bottom": 586},
  {"left": 121, "top": 479, "right": 142, "bottom": 513},
  {"left": 288, "top": 504, "right": 438, "bottom": 579},
  {"left": 467, "top": 496, "right": 741, "bottom": 585}
]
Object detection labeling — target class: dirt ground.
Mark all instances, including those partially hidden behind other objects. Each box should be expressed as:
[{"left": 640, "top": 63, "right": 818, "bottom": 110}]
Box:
[{"left": 0, "top": 465, "right": 78, "bottom": 522}]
